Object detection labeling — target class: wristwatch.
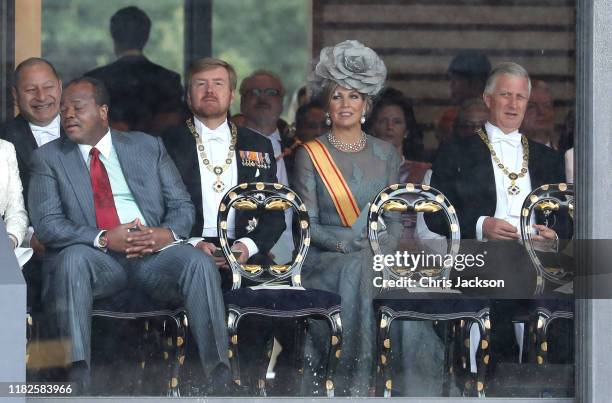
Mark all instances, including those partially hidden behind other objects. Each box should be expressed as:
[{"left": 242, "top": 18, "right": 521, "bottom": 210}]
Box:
[{"left": 98, "top": 231, "right": 109, "bottom": 249}]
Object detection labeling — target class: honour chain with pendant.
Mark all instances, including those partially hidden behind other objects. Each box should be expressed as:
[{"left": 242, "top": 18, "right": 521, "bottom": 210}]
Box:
[
  {"left": 186, "top": 118, "right": 237, "bottom": 193},
  {"left": 476, "top": 127, "right": 529, "bottom": 196}
]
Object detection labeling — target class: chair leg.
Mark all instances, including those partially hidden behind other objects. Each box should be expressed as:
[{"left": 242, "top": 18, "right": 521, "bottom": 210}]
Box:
[
  {"left": 165, "top": 313, "right": 186, "bottom": 397},
  {"left": 370, "top": 310, "right": 383, "bottom": 397},
  {"left": 324, "top": 311, "right": 342, "bottom": 398},
  {"left": 458, "top": 319, "right": 472, "bottom": 396},
  {"left": 253, "top": 337, "right": 273, "bottom": 396},
  {"left": 162, "top": 316, "right": 183, "bottom": 397},
  {"left": 26, "top": 314, "right": 32, "bottom": 370},
  {"left": 292, "top": 318, "right": 308, "bottom": 394},
  {"left": 442, "top": 321, "right": 453, "bottom": 397},
  {"left": 133, "top": 319, "right": 149, "bottom": 395},
  {"left": 475, "top": 313, "right": 491, "bottom": 398},
  {"left": 227, "top": 311, "right": 242, "bottom": 387},
  {"left": 376, "top": 311, "right": 393, "bottom": 397},
  {"left": 534, "top": 312, "right": 549, "bottom": 366}
]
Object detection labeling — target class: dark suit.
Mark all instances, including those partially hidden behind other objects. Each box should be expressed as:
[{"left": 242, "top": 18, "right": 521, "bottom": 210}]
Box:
[
  {"left": 425, "top": 130, "right": 567, "bottom": 365},
  {"left": 426, "top": 133, "right": 565, "bottom": 239},
  {"left": 28, "top": 131, "right": 229, "bottom": 377},
  {"left": 0, "top": 114, "right": 65, "bottom": 209},
  {"left": 85, "top": 55, "right": 183, "bottom": 135},
  {"left": 164, "top": 119, "right": 285, "bottom": 255}
]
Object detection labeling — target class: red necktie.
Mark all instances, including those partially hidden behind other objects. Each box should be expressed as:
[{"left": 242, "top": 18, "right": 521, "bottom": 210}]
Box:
[{"left": 89, "top": 147, "right": 120, "bottom": 230}]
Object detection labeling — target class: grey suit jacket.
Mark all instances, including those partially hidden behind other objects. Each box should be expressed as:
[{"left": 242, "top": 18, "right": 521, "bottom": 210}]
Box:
[{"left": 28, "top": 130, "right": 194, "bottom": 252}]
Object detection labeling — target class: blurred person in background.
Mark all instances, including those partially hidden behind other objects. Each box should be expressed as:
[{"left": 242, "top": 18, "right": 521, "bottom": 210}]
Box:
[
  {"left": 86, "top": 6, "right": 184, "bottom": 135},
  {"left": 453, "top": 97, "right": 489, "bottom": 139},
  {"left": 436, "top": 52, "right": 491, "bottom": 145},
  {"left": 520, "top": 80, "right": 558, "bottom": 149},
  {"left": 369, "top": 87, "right": 429, "bottom": 183}
]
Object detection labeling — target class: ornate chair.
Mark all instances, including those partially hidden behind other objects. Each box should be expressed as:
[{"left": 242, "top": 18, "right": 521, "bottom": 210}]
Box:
[
  {"left": 90, "top": 294, "right": 188, "bottom": 396},
  {"left": 26, "top": 280, "right": 187, "bottom": 396},
  {"left": 368, "top": 183, "right": 490, "bottom": 397},
  {"left": 519, "top": 183, "right": 574, "bottom": 365},
  {"left": 217, "top": 182, "right": 342, "bottom": 397}
]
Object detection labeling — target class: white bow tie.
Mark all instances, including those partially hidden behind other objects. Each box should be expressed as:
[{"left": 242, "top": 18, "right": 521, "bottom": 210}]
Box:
[
  {"left": 490, "top": 131, "right": 522, "bottom": 147},
  {"left": 204, "top": 131, "right": 227, "bottom": 143}
]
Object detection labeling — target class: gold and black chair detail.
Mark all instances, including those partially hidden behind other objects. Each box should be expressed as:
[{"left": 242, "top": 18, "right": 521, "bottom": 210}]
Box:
[
  {"left": 368, "top": 183, "right": 490, "bottom": 397},
  {"left": 218, "top": 182, "right": 342, "bottom": 397},
  {"left": 90, "top": 293, "right": 188, "bottom": 396},
  {"left": 519, "top": 183, "right": 574, "bottom": 365}
]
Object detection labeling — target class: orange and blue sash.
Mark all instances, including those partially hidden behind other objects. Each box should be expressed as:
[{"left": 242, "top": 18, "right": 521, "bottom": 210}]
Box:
[{"left": 302, "top": 139, "right": 360, "bottom": 227}]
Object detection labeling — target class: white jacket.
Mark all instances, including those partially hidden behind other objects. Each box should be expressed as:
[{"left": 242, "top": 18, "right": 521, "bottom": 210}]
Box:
[{"left": 0, "top": 139, "right": 28, "bottom": 246}]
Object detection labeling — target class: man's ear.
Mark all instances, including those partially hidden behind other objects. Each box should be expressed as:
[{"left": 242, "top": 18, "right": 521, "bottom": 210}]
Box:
[
  {"left": 483, "top": 92, "right": 492, "bottom": 109},
  {"left": 11, "top": 86, "right": 17, "bottom": 106},
  {"left": 229, "top": 89, "right": 236, "bottom": 105},
  {"left": 99, "top": 104, "right": 109, "bottom": 122},
  {"left": 186, "top": 89, "right": 192, "bottom": 110}
]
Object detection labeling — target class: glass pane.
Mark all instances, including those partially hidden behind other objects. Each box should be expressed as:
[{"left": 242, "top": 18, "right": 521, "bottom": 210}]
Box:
[{"left": 0, "top": 0, "right": 576, "bottom": 399}]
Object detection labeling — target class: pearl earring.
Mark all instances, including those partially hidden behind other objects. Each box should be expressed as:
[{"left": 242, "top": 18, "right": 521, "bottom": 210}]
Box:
[
  {"left": 325, "top": 112, "right": 332, "bottom": 126},
  {"left": 360, "top": 113, "right": 366, "bottom": 124}
]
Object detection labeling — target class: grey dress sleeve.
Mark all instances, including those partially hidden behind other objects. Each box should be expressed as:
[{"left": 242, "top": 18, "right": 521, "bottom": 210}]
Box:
[{"left": 293, "top": 146, "right": 348, "bottom": 252}]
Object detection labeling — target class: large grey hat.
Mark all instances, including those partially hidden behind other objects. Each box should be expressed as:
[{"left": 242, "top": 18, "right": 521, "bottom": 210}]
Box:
[{"left": 313, "top": 40, "right": 387, "bottom": 97}]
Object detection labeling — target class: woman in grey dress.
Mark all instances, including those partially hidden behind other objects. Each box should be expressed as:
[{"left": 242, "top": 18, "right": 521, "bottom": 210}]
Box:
[{"left": 292, "top": 40, "right": 402, "bottom": 396}]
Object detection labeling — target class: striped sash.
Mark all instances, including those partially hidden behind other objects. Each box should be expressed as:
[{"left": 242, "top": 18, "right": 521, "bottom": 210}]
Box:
[{"left": 302, "top": 139, "right": 360, "bottom": 227}]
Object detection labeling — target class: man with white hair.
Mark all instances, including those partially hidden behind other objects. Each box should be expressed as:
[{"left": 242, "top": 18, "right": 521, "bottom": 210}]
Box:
[{"left": 426, "top": 62, "right": 567, "bottom": 369}]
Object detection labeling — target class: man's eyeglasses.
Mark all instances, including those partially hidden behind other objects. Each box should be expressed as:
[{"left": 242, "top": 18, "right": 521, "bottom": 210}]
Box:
[{"left": 244, "top": 88, "right": 281, "bottom": 97}]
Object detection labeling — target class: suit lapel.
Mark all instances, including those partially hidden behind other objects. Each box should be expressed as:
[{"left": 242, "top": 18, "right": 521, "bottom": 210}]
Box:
[
  {"left": 13, "top": 115, "right": 38, "bottom": 164},
  {"left": 528, "top": 141, "right": 546, "bottom": 188},
  {"left": 183, "top": 119, "right": 203, "bottom": 208},
  {"left": 463, "top": 136, "right": 497, "bottom": 212},
  {"left": 59, "top": 138, "right": 96, "bottom": 226}
]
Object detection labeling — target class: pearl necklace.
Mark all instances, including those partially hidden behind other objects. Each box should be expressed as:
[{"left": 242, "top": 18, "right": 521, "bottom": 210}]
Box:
[{"left": 327, "top": 131, "right": 367, "bottom": 152}]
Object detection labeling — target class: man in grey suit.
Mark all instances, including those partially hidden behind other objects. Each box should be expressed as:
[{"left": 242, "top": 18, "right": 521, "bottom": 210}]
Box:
[{"left": 28, "top": 77, "right": 230, "bottom": 394}]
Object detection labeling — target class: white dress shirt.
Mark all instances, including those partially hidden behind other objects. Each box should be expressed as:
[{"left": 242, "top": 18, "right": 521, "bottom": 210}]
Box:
[
  {"left": 189, "top": 118, "right": 258, "bottom": 257},
  {"left": 29, "top": 115, "right": 61, "bottom": 147},
  {"left": 252, "top": 128, "right": 295, "bottom": 262},
  {"left": 476, "top": 122, "right": 532, "bottom": 241}
]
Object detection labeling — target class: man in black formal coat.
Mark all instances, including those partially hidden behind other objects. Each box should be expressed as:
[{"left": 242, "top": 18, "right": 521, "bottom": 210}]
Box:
[
  {"left": 425, "top": 62, "right": 568, "bottom": 368},
  {"left": 163, "top": 57, "right": 286, "bottom": 392},
  {"left": 164, "top": 58, "right": 285, "bottom": 264},
  {"left": 85, "top": 6, "right": 183, "bottom": 135},
  {"left": 0, "top": 58, "right": 65, "bottom": 308}
]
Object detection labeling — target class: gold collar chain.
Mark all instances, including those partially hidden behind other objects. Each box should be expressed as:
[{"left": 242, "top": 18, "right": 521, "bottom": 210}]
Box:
[
  {"left": 186, "top": 118, "right": 238, "bottom": 193},
  {"left": 476, "top": 127, "right": 529, "bottom": 196}
]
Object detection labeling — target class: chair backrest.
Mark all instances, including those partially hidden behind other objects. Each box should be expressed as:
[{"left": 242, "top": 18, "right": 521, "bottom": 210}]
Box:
[
  {"left": 520, "top": 183, "right": 574, "bottom": 295},
  {"left": 217, "top": 182, "right": 310, "bottom": 289},
  {"left": 367, "top": 183, "right": 460, "bottom": 288}
]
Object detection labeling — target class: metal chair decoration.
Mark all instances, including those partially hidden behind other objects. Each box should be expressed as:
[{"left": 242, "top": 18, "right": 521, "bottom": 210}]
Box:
[
  {"left": 368, "top": 183, "right": 490, "bottom": 397},
  {"left": 519, "top": 183, "right": 574, "bottom": 365},
  {"left": 218, "top": 182, "right": 342, "bottom": 396},
  {"left": 520, "top": 183, "right": 574, "bottom": 295}
]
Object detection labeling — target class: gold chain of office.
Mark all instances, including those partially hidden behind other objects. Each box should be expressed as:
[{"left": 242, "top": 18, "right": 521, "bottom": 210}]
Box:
[
  {"left": 186, "top": 118, "right": 237, "bottom": 193},
  {"left": 476, "top": 127, "right": 529, "bottom": 196}
]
